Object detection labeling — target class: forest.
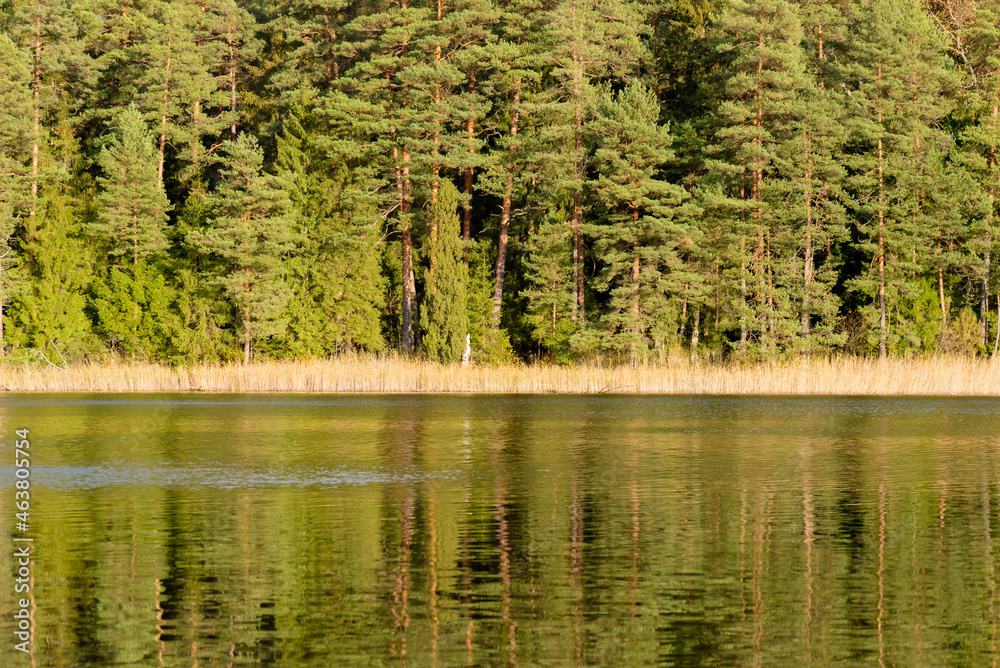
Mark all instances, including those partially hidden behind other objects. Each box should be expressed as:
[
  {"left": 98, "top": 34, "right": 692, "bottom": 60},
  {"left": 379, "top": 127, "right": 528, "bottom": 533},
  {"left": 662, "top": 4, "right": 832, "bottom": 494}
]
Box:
[{"left": 0, "top": 0, "right": 998, "bottom": 365}]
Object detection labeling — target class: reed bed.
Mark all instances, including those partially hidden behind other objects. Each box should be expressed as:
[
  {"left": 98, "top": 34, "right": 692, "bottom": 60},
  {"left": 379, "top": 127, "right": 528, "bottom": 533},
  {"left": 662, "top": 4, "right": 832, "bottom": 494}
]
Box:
[{"left": 2, "top": 355, "right": 1000, "bottom": 394}]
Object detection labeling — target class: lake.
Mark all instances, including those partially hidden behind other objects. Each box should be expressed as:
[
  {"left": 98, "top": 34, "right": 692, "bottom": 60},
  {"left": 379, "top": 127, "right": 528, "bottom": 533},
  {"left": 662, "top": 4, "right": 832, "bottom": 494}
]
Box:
[{"left": 1, "top": 394, "right": 999, "bottom": 665}]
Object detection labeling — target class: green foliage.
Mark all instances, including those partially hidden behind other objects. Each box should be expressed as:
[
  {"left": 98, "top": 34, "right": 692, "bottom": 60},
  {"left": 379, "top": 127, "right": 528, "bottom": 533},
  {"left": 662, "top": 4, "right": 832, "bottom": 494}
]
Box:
[
  {"left": 466, "top": 240, "right": 515, "bottom": 364},
  {"left": 1, "top": 0, "right": 1000, "bottom": 363},
  {"left": 523, "top": 208, "right": 577, "bottom": 361},
  {"left": 187, "top": 135, "right": 299, "bottom": 363},
  {"left": 93, "top": 105, "right": 170, "bottom": 264},
  {"left": 91, "top": 261, "right": 178, "bottom": 359},
  {"left": 7, "top": 192, "right": 98, "bottom": 360},
  {"left": 421, "top": 181, "right": 468, "bottom": 363}
]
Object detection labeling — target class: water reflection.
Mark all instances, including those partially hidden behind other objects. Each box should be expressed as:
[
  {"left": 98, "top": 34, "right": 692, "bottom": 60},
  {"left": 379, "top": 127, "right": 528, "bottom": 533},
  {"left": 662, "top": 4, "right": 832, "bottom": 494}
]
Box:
[{"left": 1, "top": 395, "right": 999, "bottom": 665}]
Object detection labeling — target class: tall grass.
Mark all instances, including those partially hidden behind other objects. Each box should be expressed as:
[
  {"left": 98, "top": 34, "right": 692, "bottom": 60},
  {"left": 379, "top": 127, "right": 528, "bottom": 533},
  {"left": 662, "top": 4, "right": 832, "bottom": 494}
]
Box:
[{"left": 2, "top": 355, "right": 1000, "bottom": 394}]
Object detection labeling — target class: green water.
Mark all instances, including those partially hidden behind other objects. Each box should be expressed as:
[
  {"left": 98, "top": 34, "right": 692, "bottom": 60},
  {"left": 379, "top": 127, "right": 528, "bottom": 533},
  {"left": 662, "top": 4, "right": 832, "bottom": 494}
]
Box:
[{"left": 1, "top": 394, "right": 999, "bottom": 666}]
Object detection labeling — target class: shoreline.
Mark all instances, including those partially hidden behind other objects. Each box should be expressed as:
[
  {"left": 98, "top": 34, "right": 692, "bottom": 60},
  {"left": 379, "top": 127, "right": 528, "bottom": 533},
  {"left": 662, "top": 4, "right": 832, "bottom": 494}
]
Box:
[{"left": 1, "top": 356, "right": 999, "bottom": 395}]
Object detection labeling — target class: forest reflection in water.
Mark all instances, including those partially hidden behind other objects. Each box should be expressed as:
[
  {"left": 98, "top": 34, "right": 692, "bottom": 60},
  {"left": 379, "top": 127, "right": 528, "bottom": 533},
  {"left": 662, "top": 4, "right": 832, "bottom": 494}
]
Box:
[{"left": 1, "top": 394, "right": 999, "bottom": 666}]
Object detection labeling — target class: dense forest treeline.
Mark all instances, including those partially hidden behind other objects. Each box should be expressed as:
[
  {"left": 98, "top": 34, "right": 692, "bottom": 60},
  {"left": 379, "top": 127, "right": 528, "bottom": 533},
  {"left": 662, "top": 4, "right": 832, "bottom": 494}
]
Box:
[{"left": 1, "top": 0, "right": 999, "bottom": 364}]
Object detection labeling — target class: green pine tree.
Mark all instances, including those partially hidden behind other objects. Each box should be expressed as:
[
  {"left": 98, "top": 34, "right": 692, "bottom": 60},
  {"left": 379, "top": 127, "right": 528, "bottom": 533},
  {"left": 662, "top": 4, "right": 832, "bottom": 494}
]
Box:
[
  {"left": 0, "top": 33, "right": 33, "bottom": 352},
  {"left": 586, "top": 82, "right": 692, "bottom": 362},
  {"left": 187, "top": 135, "right": 299, "bottom": 364},
  {"left": 840, "top": 0, "right": 958, "bottom": 357},
  {"left": 93, "top": 105, "right": 170, "bottom": 265}
]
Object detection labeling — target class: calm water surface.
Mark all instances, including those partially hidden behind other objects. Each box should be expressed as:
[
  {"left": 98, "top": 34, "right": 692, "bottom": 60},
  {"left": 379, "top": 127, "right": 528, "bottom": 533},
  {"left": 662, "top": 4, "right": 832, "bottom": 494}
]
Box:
[{"left": 1, "top": 394, "right": 999, "bottom": 665}]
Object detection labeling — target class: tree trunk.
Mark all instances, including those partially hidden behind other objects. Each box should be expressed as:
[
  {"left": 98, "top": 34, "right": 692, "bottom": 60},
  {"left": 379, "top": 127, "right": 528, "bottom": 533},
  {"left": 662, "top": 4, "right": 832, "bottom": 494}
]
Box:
[
  {"left": 159, "top": 39, "right": 172, "bottom": 190},
  {"left": 570, "top": 0, "right": 584, "bottom": 323},
  {"left": 30, "top": 11, "right": 40, "bottom": 218},
  {"left": 877, "top": 67, "right": 886, "bottom": 360},
  {"left": 690, "top": 306, "right": 700, "bottom": 363},
  {"left": 878, "top": 136, "right": 886, "bottom": 360},
  {"left": 630, "top": 222, "right": 640, "bottom": 365},
  {"left": 802, "top": 138, "right": 813, "bottom": 347},
  {"left": 492, "top": 81, "right": 519, "bottom": 329},
  {"left": 938, "top": 266, "right": 947, "bottom": 329},
  {"left": 397, "top": 144, "right": 415, "bottom": 352},
  {"left": 463, "top": 72, "right": 477, "bottom": 268}
]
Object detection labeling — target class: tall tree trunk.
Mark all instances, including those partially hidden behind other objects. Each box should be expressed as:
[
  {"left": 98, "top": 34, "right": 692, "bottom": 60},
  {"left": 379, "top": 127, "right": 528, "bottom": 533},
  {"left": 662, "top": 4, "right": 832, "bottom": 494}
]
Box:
[
  {"left": 229, "top": 40, "right": 237, "bottom": 140},
  {"left": 428, "top": 0, "right": 444, "bottom": 289},
  {"left": 492, "top": 81, "right": 519, "bottom": 329},
  {"left": 878, "top": 135, "right": 886, "bottom": 360},
  {"left": 630, "top": 216, "right": 640, "bottom": 365},
  {"left": 691, "top": 306, "right": 700, "bottom": 363},
  {"left": 463, "top": 72, "right": 477, "bottom": 268},
  {"left": 30, "top": 11, "right": 40, "bottom": 218},
  {"left": 395, "top": 143, "right": 415, "bottom": 352},
  {"left": 877, "top": 65, "right": 886, "bottom": 360},
  {"left": 570, "top": 0, "right": 584, "bottom": 323},
  {"left": 159, "top": 38, "right": 173, "bottom": 189},
  {"left": 939, "top": 265, "right": 947, "bottom": 329},
  {"left": 802, "top": 137, "right": 813, "bottom": 348},
  {"left": 323, "top": 11, "right": 337, "bottom": 90}
]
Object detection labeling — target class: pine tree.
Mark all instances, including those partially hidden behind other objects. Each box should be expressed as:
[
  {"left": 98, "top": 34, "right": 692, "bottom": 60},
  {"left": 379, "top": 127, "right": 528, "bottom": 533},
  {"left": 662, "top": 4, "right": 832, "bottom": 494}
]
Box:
[
  {"left": 541, "top": 0, "right": 650, "bottom": 325},
  {"left": 480, "top": 0, "right": 546, "bottom": 329},
  {"left": 957, "top": 1, "right": 1000, "bottom": 348},
  {"left": 586, "top": 82, "right": 691, "bottom": 361},
  {"left": 421, "top": 180, "right": 468, "bottom": 362},
  {"left": 187, "top": 135, "right": 299, "bottom": 364},
  {"left": 330, "top": 0, "right": 435, "bottom": 352},
  {"left": 0, "top": 33, "right": 33, "bottom": 351},
  {"left": 93, "top": 105, "right": 170, "bottom": 265},
  {"left": 701, "top": 0, "right": 807, "bottom": 355},
  {"left": 840, "top": 0, "right": 958, "bottom": 357}
]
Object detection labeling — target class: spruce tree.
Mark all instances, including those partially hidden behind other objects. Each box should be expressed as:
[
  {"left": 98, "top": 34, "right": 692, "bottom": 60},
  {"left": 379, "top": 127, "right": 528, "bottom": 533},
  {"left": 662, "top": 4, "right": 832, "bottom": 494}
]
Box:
[
  {"left": 7, "top": 191, "right": 98, "bottom": 361},
  {"left": 274, "top": 111, "right": 386, "bottom": 355},
  {"left": 421, "top": 180, "right": 468, "bottom": 362},
  {"left": 91, "top": 261, "right": 179, "bottom": 359},
  {"left": 187, "top": 135, "right": 299, "bottom": 364},
  {"left": 522, "top": 207, "right": 576, "bottom": 359},
  {"left": 93, "top": 105, "right": 170, "bottom": 265}
]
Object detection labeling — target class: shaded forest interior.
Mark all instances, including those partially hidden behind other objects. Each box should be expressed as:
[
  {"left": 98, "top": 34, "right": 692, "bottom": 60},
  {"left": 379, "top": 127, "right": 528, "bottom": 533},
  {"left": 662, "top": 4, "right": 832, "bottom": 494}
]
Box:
[{"left": 1, "top": 0, "right": 999, "bottom": 365}]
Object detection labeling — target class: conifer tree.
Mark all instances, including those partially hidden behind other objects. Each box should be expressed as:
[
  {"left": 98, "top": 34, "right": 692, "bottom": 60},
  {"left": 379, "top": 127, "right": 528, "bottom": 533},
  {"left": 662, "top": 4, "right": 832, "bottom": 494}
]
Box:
[
  {"left": 187, "top": 135, "right": 299, "bottom": 364},
  {"left": 330, "top": 0, "right": 435, "bottom": 352},
  {"left": 275, "top": 111, "right": 385, "bottom": 354},
  {"left": 541, "top": 0, "right": 650, "bottom": 324},
  {"left": 421, "top": 180, "right": 468, "bottom": 362},
  {"left": 480, "top": 0, "right": 546, "bottom": 329},
  {"left": 0, "top": 33, "right": 33, "bottom": 351},
  {"left": 93, "top": 105, "right": 170, "bottom": 265},
  {"left": 840, "top": 0, "right": 958, "bottom": 357},
  {"left": 701, "top": 0, "right": 807, "bottom": 355},
  {"left": 7, "top": 191, "right": 98, "bottom": 361},
  {"left": 91, "top": 261, "right": 179, "bottom": 359},
  {"left": 522, "top": 207, "right": 576, "bottom": 359},
  {"left": 587, "top": 83, "right": 691, "bottom": 361},
  {"left": 958, "top": 1, "right": 1000, "bottom": 346}
]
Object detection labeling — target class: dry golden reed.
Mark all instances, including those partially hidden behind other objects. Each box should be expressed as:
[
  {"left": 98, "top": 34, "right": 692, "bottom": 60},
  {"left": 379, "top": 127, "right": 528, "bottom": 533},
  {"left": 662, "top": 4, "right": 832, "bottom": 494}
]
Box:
[{"left": 1, "top": 355, "right": 1000, "bottom": 394}]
